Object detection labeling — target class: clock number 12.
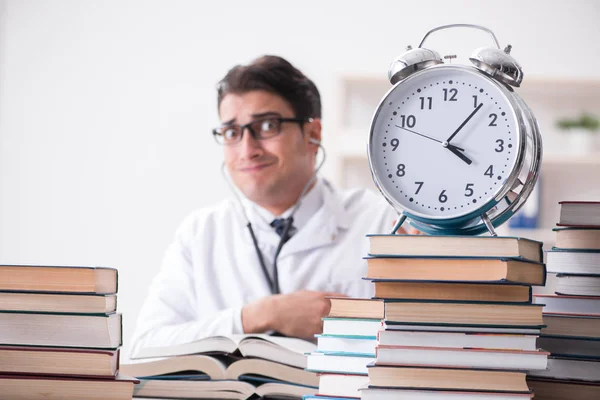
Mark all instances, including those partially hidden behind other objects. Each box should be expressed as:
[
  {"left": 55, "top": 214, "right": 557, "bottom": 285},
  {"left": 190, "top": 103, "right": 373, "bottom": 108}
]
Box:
[{"left": 443, "top": 88, "right": 458, "bottom": 102}]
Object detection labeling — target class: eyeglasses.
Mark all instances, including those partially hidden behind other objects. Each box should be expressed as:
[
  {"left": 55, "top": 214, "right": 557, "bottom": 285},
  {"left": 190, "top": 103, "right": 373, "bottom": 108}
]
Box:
[{"left": 212, "top": 117, "right": 312, "bottom": 145}]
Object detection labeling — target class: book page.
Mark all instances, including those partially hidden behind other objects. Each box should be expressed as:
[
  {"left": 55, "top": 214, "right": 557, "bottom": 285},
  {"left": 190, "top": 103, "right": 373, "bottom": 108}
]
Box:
[{"left": 239, "top": 335, "right": 316, "bottom": 354}]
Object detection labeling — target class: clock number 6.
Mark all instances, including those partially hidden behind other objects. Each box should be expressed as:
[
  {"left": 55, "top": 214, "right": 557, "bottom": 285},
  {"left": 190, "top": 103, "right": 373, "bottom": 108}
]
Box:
[{"left": 438, "top": 190, "right": 448, "bottom": 203}]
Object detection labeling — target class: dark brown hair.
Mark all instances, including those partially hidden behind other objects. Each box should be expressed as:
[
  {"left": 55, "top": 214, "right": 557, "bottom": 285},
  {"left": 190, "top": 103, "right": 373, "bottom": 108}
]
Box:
[{"left": 217, "top": 55, "right": 321, "bottom": 119}]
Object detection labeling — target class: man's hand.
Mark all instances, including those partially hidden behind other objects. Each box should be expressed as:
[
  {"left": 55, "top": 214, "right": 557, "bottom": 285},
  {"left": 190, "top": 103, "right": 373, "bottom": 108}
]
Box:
[{"left": 242, "top": 290, "right": 346, "bottom": 340}]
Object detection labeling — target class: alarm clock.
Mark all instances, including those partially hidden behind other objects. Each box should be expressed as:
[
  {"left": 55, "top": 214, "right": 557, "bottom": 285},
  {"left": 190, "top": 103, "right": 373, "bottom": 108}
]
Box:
[{"left": 367, "top": 24, "right": 542, "bottom": 236}]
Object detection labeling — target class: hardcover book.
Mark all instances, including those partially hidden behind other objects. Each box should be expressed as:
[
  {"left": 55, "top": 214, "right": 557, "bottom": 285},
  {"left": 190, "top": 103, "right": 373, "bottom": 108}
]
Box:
[
  {"left": 0, "top": 265, "right": 117, "bottom": 294},
  {"left": 365, "top": 257, "right": 546, "bottom": 286},
  {"left": 553, "top": 227, "right": 600, "bottom": 250},
  {"left": 0, "top": 374, "right": 137, "bottom": 400},
  {"left": 383, "top": 300, "right": 544, "bottom": 327},
  {"left": 557, "top": 201, "right": 600, "bottom": 227},
  {"left": 360, "top": 388, "right": 533, "bottom": 400},
  {"left": 367, "top": 365, "right": 529, "bottom": 392},
  {"left": 0, "top": 345, "right": 119, "bottom": 377},
  {"left": 0, "top": 292, "right": 117, "bottom": 314},
  {"left": 0, "top": 311, "right": 122, "bottom": 349},
  {"left": 367, "top": 235, "right": 543, "bottom": 262},
  {"left": 546, "top": 249, "right": 600, "bottom": 274},
  {"left": 371, "top": 281, "right": 532, "bottom": 303}
]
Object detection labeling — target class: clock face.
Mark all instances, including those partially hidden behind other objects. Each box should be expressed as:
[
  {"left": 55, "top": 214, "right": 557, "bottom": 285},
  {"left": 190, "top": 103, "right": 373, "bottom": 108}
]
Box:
[{"left": 369, "top": 66, "right": 521, "bottom": 220}]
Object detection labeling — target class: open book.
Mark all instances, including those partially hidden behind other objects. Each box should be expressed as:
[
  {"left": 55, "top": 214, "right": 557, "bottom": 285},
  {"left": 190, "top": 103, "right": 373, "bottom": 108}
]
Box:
[
  {"left": 121, "top": 354, "right": 318, "bottom": 387},
  {"left": 124, "top": 334, "right": 318, "bottom": 388},
  {"left": 130, "top": 334, "right": 316, "bottom": 368}
]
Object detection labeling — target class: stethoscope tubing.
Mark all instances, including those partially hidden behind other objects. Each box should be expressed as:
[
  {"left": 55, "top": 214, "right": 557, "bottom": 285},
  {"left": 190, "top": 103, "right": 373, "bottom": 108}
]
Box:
[{"left": 221, "top": 140, "right": 326, "bottom": 295}]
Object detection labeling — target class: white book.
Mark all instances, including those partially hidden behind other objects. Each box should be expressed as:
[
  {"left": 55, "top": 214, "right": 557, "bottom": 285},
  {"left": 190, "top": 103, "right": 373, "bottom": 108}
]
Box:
[
  {"left": 318, "top": 373, "right": 369, "bottom": 398},
  {"left": 555, "top": 274, "right": 600, "bottom": 297},
  {"left": 360, "top": 388, "right": 533, "bottom": 400},
  {"left": 558, "top": 201, "right": 600, "bottom": 227},
  {"left": 0, "top": 312, "right": 121, "bottom": 349},
  {"left": 528, "top": 357, "right": 600, "bottom": 381},
  {"left": 322, "top": 317, "right": 382, "bottom": 337},
  {"left": 546, "top": 250, "right": 600, "bottom": 274},
  {"left": 316, "top": 334, "right": 377, "bottom": 355},
  {"left": 378, "top": 330, "right": 537, "bottom": 351},
  {"left": 533, "top": 294, "right": 600, "bottom": 316},
  {"left": 376, "top": 346, "right": 548, "bottom": 370},
  {"left": 306, "top": 352, "right": 373, "bottom": 374},
  {"left": 383, "top": 322, "right": 541, "bottom": 335}
]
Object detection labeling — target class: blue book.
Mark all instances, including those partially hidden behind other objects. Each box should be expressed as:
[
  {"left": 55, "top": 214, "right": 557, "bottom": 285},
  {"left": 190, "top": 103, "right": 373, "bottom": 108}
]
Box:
[{"left": 509, "top": 177, "right": 541, "bottom": 229}]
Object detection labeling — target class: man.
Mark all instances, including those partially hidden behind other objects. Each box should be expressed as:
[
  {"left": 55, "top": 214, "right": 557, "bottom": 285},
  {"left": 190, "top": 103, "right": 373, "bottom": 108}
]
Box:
[{"left": 130, "top": 55, "right": 405, "bottom": 357}]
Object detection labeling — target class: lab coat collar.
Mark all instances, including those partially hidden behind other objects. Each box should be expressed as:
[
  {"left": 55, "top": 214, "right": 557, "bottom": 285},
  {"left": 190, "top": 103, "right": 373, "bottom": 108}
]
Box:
[
  {"left": 321, "top": 179, "right": 351, "bottom": 230},
  {"left": 234, "top": 178, "right": 351, "bottom": 254},
  {"left": 250, "top": 178, "right": 325, "bottom": 233},
  {"left": 277, "top": 179, "right": 351, "bottom": 257}
]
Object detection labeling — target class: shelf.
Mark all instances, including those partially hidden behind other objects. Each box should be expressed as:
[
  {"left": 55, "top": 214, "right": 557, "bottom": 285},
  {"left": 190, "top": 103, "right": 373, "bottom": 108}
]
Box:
[
  {"left": 335, "top": 132, "right": 368, "bottom": 158},
  {"left": 542, "top": 154, "right": 600, "bottom": 166}
]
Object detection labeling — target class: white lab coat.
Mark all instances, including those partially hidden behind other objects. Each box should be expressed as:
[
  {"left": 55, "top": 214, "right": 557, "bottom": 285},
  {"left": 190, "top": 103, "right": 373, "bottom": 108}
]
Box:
[{"left": 129, "top": 179, "right": 397, "bottom": 357}]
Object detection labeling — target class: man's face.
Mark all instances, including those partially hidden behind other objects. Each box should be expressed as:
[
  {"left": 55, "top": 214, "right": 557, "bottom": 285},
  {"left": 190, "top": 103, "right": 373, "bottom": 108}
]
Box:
[{"left": 218, "top": 90, "right": 321, "bottom": 210}]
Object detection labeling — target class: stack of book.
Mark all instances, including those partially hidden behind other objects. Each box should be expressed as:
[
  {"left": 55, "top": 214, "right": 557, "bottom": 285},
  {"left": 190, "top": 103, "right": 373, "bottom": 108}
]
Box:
[
  {"left": 0, "top": 264, "right": 137, "bottom": 399},
  {"left": 303, "top": 297, "right": 382, "bottom": 398},
  {"left": 528, "top": 201, "right": 600, "bottom": 399},
  {"left": 122, "top": 334, "right": 319, "bottom": 399},
  {"left": 305, "top": 234, "right": 549, "bottom": 400}
]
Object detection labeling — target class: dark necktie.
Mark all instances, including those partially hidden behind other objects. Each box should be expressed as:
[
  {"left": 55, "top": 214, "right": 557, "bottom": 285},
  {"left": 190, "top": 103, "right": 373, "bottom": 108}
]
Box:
[{"left": 270, "top": 218, "right": 296, "bottom": 244}]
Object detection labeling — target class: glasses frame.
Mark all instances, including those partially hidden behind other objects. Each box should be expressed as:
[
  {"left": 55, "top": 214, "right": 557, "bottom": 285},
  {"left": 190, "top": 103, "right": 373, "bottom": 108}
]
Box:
[{"left": 212, "top": 117, "right": 312, "bottom": 146}]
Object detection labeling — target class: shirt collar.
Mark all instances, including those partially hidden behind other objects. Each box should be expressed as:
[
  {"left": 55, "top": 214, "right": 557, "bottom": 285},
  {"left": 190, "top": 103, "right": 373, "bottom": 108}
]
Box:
[{"left": 249, "top": 178, "right": 324, "bottom": 232}]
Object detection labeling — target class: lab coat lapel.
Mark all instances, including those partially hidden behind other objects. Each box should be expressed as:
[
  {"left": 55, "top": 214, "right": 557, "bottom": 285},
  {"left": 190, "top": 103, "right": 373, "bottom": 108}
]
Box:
[{"left": 278, "top": 181, "right": 350, "bottom": 258}]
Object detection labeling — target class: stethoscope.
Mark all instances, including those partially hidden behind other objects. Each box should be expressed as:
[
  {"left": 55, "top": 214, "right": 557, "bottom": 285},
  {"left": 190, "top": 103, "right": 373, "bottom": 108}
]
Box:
[{"left": 221, "top": 137, "right": 326, "bottom": 295}]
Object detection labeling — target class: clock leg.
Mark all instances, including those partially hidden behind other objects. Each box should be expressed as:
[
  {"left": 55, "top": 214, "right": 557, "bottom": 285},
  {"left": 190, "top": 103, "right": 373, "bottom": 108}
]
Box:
[
  {"left": 391, "top": 214, "right": 407, "bottom": 234},
  {"left": 481, "top": 213, "right": 498, "bottom": 236}
]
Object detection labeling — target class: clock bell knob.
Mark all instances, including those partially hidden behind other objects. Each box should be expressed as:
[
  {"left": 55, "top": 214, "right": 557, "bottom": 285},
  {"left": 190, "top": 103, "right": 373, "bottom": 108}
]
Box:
[
  {"left": 469, "top": 44, "right": 524, "bottom": 87},
  {"left": 388, "top": 45, "right": 443, "bottom": 85}
]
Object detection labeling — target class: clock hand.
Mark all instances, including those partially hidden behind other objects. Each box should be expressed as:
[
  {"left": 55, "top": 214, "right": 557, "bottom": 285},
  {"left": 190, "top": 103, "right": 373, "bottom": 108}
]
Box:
[
  {"left": 395, "top": 125, "right": 464, "bottom": 151},
  {"left": 446, "top": 103, "right": 483, "bottom": 143},
  {"left": 446, "top": 143, "right": 473, "bottom": 165}
]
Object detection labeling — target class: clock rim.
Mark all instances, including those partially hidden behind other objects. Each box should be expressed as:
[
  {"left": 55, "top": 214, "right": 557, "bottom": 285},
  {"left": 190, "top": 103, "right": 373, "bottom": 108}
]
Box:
[{"left": 367, "top": 65, "right": 528, "bottom": 226}]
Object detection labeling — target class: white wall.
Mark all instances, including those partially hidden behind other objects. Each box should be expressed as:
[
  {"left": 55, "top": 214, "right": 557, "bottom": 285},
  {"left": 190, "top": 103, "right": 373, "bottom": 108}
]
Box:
[{"left": 1, "top": 0, "right": 599, "bottom": 359}]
